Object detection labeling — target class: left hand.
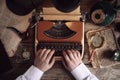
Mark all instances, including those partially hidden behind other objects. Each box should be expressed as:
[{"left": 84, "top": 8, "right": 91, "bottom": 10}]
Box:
[{"left": 34, "top": 49, "right": 55, "bottom": 72}]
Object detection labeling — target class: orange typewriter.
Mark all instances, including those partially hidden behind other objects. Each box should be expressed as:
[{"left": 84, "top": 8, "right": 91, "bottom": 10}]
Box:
[
  {"left": 35, "top": 21, "right": 84, "bottom": 60},
  {"left": 35, "top": 0, "right": 84, "bottom": 60}
]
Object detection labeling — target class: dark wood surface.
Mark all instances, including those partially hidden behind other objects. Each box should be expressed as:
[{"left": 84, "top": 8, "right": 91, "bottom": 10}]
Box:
[{"left": 0, "top": 0, "right": 120, "bottom": 80}]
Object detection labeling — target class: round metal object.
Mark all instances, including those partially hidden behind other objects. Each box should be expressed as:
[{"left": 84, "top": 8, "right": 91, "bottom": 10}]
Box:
[
  {"left": 91, "top": 9, "right": 106, "bottom": 24},
  {"left": 90, "top": 1, "right": 116, "bottom": 26},
  {"left": 22, "top": 51, "right": 30, "bottom": 59}
]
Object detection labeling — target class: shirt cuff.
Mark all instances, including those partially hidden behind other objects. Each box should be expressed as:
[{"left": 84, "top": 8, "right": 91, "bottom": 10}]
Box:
[
  {"left": 71, "top": 63, "right": 92, "bottom": 80},
  {"left": 24, "top": 65, "right": 44, "bottom": 80}
]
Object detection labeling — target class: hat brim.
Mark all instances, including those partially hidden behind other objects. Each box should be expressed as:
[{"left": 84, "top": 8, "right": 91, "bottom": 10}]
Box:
[{"left": 52, "top": 0, "right": 81, "bottom": 13}]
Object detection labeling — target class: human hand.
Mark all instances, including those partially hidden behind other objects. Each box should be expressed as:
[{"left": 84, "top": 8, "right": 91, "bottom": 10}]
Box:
[
  {"left": 62, "top": 50, "right": 82, "bottom": 71},
  {"left": 34, "top": 48, "right": 55, "bottom": 72}
]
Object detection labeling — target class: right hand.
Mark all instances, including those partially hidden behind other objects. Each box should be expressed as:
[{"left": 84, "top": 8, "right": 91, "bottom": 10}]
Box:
[
  {"left": 34, "top": 49, "right": 55, "bottom": 72},
  {"left": 62, "top": 50, "right": 82, "bottom": 71}
]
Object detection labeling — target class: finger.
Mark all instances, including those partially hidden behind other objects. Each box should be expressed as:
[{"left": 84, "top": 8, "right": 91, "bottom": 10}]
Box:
[
  {"left": 62, "top": 50, "right": 70, "bottom": 62},
  {"left": 75, "top": 50, "right": 81, "bottom": 58},
  {"left": 67, "top": 50, "right": 74, "bottom": 60},
  {"left": 49, "top": 57, "right": 55, "bottom": 68},
  {"left": 46, "top": 50, "right": 55, "bottom": 62},
  {"left": 75, "top": 50, "right": 82, "bottom": 63},
  {"left": 42, "top": 49, "right": 51, "bottom": 59},
  {"left": 71, "top": 49, "right": 78, "bottom": 58},
  {"left": 39, "top": 48, "right": 47, "bottom": 57},
  {"left": 36, "top": 49, "right": 42, "bottom": 56}
]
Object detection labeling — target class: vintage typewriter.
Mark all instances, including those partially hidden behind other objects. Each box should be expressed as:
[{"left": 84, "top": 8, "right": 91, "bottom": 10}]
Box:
[
  {"left": 35, "top": 21, "right": 84, "bottom": 60},
  {"left": 35, "top": 0, "right": 84, "bottom": 60}
]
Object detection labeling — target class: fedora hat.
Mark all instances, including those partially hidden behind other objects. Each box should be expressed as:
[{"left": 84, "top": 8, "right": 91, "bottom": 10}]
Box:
[
  {"left": 52, "top": 0, "right": 81, "bottom": 12},
  {"left": 6, "top": 0, "right": 43, "bottom": 15}
]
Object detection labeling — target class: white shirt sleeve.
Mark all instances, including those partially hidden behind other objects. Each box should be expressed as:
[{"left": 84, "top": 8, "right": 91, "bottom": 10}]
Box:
[
  {"left": 16, "top": 65, "right": 44, "bottom": 80},
  {"left": 71, "top": 63, "right": 99, "bottom": 80}
]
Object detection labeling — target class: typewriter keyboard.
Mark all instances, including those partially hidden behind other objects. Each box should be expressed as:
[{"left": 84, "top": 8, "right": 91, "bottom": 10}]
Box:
[{"left": 37, "top": 42, "right": 82, "bottom": 56}]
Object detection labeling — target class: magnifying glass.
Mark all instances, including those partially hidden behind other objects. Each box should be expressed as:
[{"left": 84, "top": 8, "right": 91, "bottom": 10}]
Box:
[
  {"left": 90, "top": 33, "right": 104, "bottom": 49},
  {"left": 89, "top": 33, "right": 104, "bottom": 61}
]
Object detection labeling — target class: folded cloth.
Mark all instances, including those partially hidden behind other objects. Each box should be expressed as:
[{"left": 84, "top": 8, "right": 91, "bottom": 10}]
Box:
[{"left": 0, "top": 27, "right": 21, "bottom": 57}]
